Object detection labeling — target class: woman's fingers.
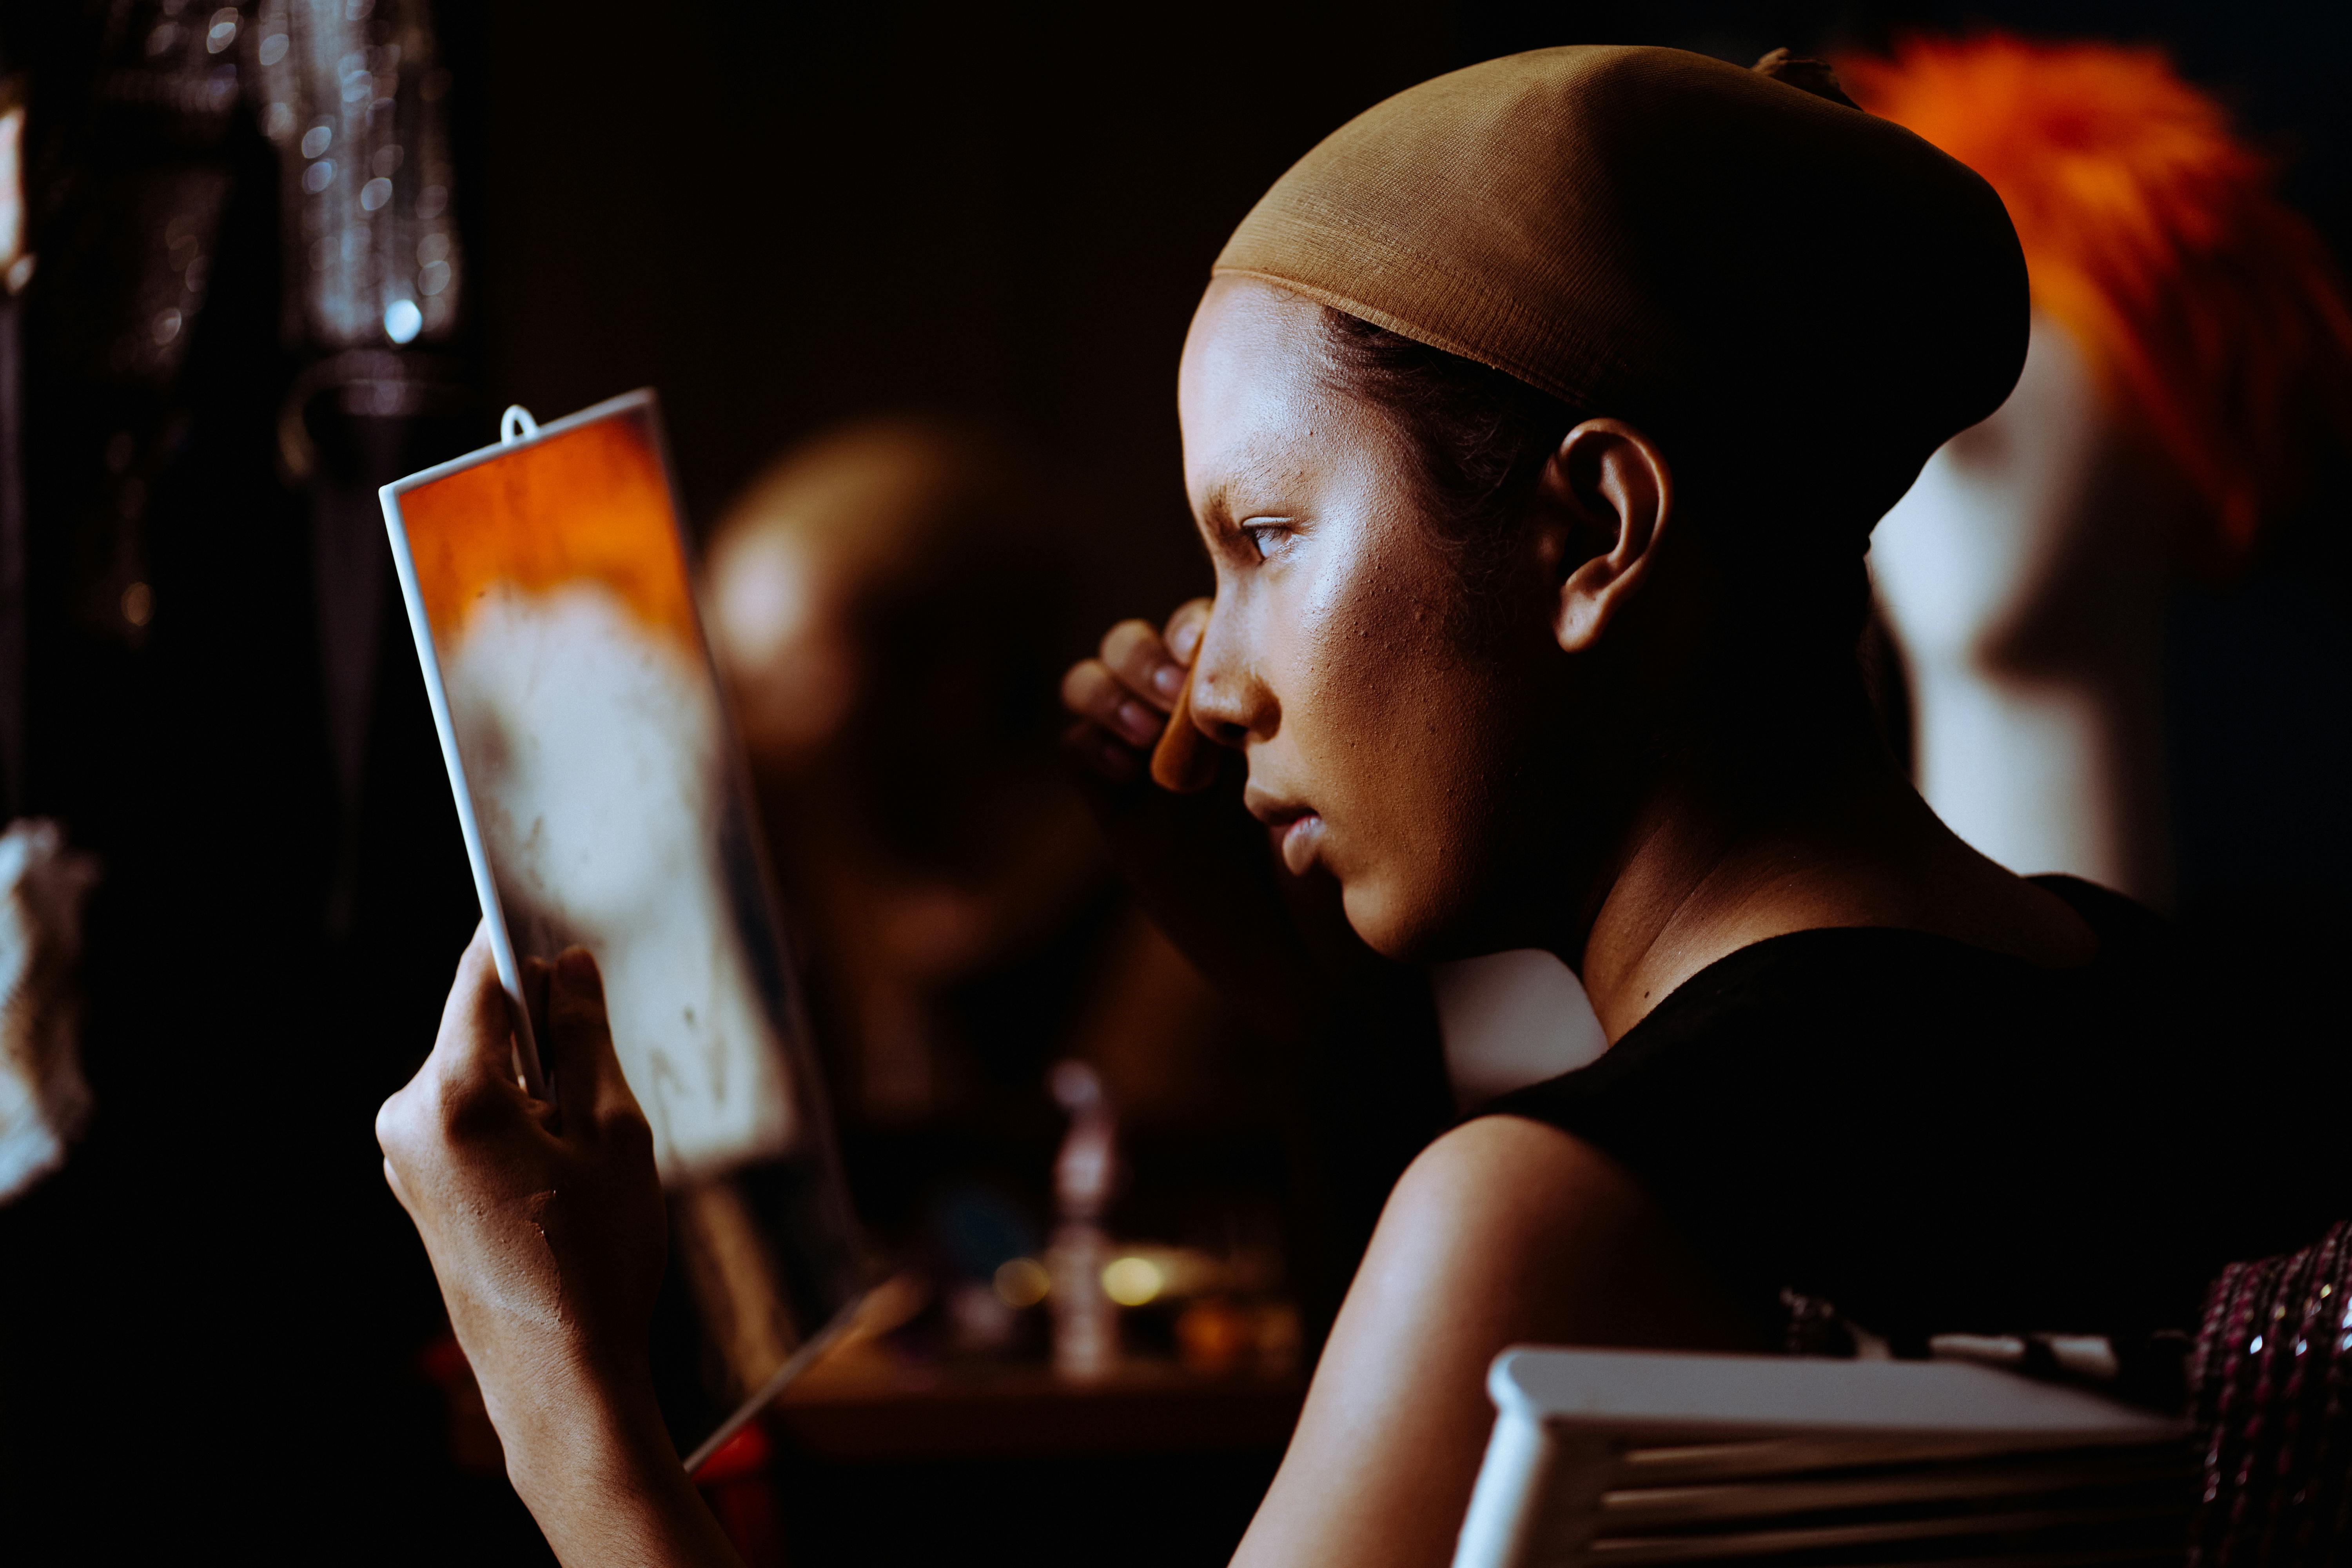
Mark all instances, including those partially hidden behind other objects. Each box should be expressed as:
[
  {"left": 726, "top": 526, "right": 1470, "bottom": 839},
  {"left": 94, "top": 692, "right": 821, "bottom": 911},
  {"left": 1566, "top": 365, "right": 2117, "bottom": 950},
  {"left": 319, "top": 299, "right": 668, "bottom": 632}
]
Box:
[
  {"left": 521, "top": 954, "right": 554, "bottom": 1067},
  {"left": 546, "top": 947, "right": 643, "bottom": 1140},
  {"left": 1062, "top": 717, "right": 1143, "bottom": 785},
  {"left": 432, "top": 924, "right": 526, "bottom": 1099},
  {"left": 1101, "top": 618, "right": 1188, "bottom": 705},
  {"left": 1061, "top": 658, "right": 1165, "bottom": 747},
  {"left": 1163, "top": 597, "right": 1212, "bottom": 664},
  {"left": 1059, "top": 603, "right": 1214, "bottom": 786},
  {"left": 378, "top": 926, "right": 513, "bottom": 1200}
]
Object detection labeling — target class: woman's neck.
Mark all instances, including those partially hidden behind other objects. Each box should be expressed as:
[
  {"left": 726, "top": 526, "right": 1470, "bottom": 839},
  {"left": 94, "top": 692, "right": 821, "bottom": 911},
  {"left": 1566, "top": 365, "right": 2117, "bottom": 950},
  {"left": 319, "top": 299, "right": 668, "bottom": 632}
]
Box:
[{"left": 1566, "top": 702, "right": 2098, "bottom": 1042}]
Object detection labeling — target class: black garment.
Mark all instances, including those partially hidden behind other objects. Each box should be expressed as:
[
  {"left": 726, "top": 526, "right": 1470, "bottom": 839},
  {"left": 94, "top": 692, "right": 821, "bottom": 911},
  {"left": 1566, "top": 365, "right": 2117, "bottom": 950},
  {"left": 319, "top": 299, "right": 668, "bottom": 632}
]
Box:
[{"left": 1481, "top": 877, "right": 2339, "bottom": 1347}]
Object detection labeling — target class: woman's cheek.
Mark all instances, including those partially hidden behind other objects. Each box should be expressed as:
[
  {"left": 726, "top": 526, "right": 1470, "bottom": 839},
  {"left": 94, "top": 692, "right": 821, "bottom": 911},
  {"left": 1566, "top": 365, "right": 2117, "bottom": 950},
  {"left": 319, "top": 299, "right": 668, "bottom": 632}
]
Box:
[
  {"left": 1384, "top": 673, "right": 1530, "bottom": 949},
  {"left": 1304, "top": 691, "right": 1464, "bottom": 951}
]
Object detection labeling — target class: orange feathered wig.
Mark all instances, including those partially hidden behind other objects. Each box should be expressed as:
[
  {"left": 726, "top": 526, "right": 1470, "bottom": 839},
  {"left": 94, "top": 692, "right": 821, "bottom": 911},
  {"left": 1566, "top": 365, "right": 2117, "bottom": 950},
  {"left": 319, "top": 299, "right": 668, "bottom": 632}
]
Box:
[{"left": 1838, "top": 35, "right": 2352, "bottom": 559}]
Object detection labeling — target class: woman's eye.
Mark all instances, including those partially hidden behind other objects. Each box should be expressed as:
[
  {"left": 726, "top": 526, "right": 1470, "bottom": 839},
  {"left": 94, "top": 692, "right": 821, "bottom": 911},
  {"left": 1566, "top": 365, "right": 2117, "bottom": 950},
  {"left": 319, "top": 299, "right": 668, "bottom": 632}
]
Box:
[{"left": 1240, "top": 521, "right": 1289, "bottom": 561}]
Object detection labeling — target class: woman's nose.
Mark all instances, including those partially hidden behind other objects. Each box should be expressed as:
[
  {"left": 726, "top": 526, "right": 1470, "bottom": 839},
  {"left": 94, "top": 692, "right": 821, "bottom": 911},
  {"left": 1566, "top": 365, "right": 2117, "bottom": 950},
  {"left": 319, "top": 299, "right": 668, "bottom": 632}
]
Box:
[{"left": 1187, "top": 615, "right": 1271, "bottom": 748}]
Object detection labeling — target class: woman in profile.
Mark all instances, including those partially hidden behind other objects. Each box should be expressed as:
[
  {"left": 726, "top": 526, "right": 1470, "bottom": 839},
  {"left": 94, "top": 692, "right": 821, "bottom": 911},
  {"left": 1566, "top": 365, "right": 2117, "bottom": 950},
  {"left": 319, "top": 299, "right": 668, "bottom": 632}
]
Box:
[{"left": 375, "top": 45, "right": 2274, "bottom": 1568}]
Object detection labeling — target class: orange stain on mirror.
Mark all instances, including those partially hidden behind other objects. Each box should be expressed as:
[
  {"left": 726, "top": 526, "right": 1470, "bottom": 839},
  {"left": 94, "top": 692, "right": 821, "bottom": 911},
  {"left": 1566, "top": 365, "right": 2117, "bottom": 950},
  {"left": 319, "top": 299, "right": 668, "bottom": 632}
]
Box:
[{"left": 399, "top": 406, "right": 699, "bottom": 649}]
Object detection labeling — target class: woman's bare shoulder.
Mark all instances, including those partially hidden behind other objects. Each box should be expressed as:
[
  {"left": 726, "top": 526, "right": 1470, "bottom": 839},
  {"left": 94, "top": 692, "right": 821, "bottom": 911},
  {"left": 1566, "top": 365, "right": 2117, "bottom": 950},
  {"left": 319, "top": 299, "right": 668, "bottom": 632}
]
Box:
[
  {"left": 1370, "top": 1116, "right": 1759, "bottom": 1348},
  {"left": 1388, "top": 1115, "right": 1653, "bottom": 1250},
  {"left": 1229, "top": 1118, "right": 1758, "bottom": 1568}
]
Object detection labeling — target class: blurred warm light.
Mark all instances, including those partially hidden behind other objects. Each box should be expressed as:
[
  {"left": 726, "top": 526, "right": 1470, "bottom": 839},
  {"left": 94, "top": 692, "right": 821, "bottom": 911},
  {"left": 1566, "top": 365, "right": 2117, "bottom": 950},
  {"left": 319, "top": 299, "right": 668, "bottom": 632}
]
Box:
[
  {"left": 1176, "top": 1298, "right": 1250, "bottom": 1375},
  {"left": 993, "top": 1256, "right": 1051, "bottom": 1308},
  {"left": 1102, "top": 1255, "right": 1164, "bottom": 1307}
]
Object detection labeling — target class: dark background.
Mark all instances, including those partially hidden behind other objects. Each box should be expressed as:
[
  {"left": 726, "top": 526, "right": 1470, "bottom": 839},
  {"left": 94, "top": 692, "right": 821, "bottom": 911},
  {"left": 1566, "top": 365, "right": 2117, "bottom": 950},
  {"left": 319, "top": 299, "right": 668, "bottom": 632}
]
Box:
[
  {"left": 448, "top": 0, "right": 2352, "bottom": 621},
  {"left": 450, "top": 0, "right": 2352, "bottom": 916},
  {"left": 0, "top": 2, "right": 2345, "bottom": 1562}
]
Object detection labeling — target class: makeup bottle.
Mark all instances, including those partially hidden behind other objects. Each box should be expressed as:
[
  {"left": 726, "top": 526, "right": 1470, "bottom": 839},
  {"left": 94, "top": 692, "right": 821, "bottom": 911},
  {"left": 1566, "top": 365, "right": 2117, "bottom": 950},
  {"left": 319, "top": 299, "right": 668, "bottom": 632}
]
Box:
[{"left": 1046, "top": 1060, "right": 1120, "bottom": 1380}]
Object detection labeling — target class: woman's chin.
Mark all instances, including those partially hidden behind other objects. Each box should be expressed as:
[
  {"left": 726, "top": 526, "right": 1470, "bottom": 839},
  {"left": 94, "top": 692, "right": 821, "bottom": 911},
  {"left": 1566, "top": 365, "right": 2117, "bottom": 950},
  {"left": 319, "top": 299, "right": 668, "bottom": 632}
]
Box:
[{"left": 1340, "top": 878, "right": 1460, "bottom": 963}]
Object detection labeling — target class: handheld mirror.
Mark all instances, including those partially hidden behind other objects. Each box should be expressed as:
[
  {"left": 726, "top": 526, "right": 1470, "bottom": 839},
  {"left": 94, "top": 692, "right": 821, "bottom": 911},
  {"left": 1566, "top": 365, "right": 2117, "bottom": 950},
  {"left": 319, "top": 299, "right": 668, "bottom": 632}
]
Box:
[{"left": 381, "top": 389, "right": 866, "bottom": 1469}]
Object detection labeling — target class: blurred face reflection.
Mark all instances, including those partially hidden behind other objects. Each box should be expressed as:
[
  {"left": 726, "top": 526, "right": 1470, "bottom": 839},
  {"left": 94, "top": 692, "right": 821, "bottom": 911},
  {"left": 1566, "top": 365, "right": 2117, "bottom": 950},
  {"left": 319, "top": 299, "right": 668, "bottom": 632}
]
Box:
[
  {"left": 1176, "top": 278, "right": 1558, "bottom": 960},
  {"left": 706, "top": 527, "right": 859, "bottom": 759}
]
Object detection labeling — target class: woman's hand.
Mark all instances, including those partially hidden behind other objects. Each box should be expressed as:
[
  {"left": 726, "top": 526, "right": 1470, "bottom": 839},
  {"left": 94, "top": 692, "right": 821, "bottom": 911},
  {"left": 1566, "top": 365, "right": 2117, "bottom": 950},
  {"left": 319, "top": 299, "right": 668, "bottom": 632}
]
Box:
[
  {"left": 1058, "top": 597, "right": 1422, "bottom": 1026},
  {"left": 378, "top": 928, "right": 742, "bottom": 1568},
  {"left": 1059, "top": 603, "right": 1454, "bottom": 1330},
  {"left": 1056, "top": 597, "right": 1438, "bottom": 1036},
  {"left": 1058, "top": 597, "right": 1330, "bottom": 1038},
  {"left": 1059, "top": 596, "right": 1213, "bottom": 786}
]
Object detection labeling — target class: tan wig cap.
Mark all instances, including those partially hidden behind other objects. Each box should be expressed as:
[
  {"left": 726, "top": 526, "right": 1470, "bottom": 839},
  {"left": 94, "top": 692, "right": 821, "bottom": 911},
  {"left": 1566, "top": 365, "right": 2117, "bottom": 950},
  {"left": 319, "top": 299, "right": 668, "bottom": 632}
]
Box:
[{"left": 1214, "top": 45, "right": 2031, "bottom": 542}]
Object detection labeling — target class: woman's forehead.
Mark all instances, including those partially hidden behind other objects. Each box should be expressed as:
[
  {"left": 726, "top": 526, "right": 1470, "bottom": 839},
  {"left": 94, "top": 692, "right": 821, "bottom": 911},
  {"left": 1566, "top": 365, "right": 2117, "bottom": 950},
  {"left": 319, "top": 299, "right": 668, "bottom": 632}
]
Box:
[
  {"left": 1181, "top": 280, "right": 1323, "bottom": 407},
  {"left": 1179, "top": 280, "right": 1351, "bottom": 500}
]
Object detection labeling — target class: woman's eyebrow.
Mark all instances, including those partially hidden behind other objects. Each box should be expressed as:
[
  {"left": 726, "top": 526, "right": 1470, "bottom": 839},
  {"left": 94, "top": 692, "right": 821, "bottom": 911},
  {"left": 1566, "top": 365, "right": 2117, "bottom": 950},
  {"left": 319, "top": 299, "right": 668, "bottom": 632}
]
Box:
[
  {"left": 1196, "top": 453, "right": 1292, "bottom": 527},
  {"left": 1192, "top": 481, "right": 1240, "bottom": 531}
]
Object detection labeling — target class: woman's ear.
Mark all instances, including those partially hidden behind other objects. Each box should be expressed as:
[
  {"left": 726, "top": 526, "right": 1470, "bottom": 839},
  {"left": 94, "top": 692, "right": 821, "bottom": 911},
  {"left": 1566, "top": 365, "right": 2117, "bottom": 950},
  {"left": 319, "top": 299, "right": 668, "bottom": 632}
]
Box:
[{"left": 1528, "top": 419, "right": 1673, "bottom": 653}]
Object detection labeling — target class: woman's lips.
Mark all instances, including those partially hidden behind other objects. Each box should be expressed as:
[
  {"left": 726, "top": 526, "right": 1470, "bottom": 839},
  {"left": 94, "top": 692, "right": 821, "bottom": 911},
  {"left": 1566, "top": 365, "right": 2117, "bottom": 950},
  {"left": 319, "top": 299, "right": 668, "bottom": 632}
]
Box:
[
  {"left": 1274, "top": 811, "right": 1326, "bottom": 876},
  {"left": 1243, "top": 784, "right": 1325, "bottom": 875}
]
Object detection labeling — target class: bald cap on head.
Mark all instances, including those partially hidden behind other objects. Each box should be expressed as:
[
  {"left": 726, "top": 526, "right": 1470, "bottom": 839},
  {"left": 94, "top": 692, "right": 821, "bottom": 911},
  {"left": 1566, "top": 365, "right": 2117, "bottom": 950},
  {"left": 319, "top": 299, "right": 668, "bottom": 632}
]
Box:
[{"left": 1214, "top": 45, "right": 2030, "bottom": 543}]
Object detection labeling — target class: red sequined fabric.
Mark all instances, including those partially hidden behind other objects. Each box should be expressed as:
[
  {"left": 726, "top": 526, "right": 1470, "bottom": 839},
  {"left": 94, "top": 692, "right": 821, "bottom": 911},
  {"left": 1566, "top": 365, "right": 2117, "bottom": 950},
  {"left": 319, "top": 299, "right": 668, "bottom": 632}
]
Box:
[{"left": 2189, "top": 1220, "right": 2352, "bottom": 1564}]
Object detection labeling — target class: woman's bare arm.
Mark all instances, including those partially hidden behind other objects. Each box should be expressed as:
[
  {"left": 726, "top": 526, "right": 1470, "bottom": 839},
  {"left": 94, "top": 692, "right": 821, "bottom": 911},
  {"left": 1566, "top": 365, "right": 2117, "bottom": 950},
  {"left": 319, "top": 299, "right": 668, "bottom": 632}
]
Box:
[
  {"left": 376, "top": 929, "right": 745, "bottom": 1568},
  {"left": 1232, "top": 1116, "right": 1761, "bottom": 1568},
  {"left": 381, "top": 935, "right": 1748, "bottom": 1568}
]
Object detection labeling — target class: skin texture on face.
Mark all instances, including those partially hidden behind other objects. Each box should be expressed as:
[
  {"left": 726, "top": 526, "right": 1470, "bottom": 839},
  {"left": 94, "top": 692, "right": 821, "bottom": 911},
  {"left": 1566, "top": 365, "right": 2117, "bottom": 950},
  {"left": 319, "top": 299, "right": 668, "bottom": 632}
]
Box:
[{"left": 1177, "top": 278, "right": 1557, "bottom": 959}]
